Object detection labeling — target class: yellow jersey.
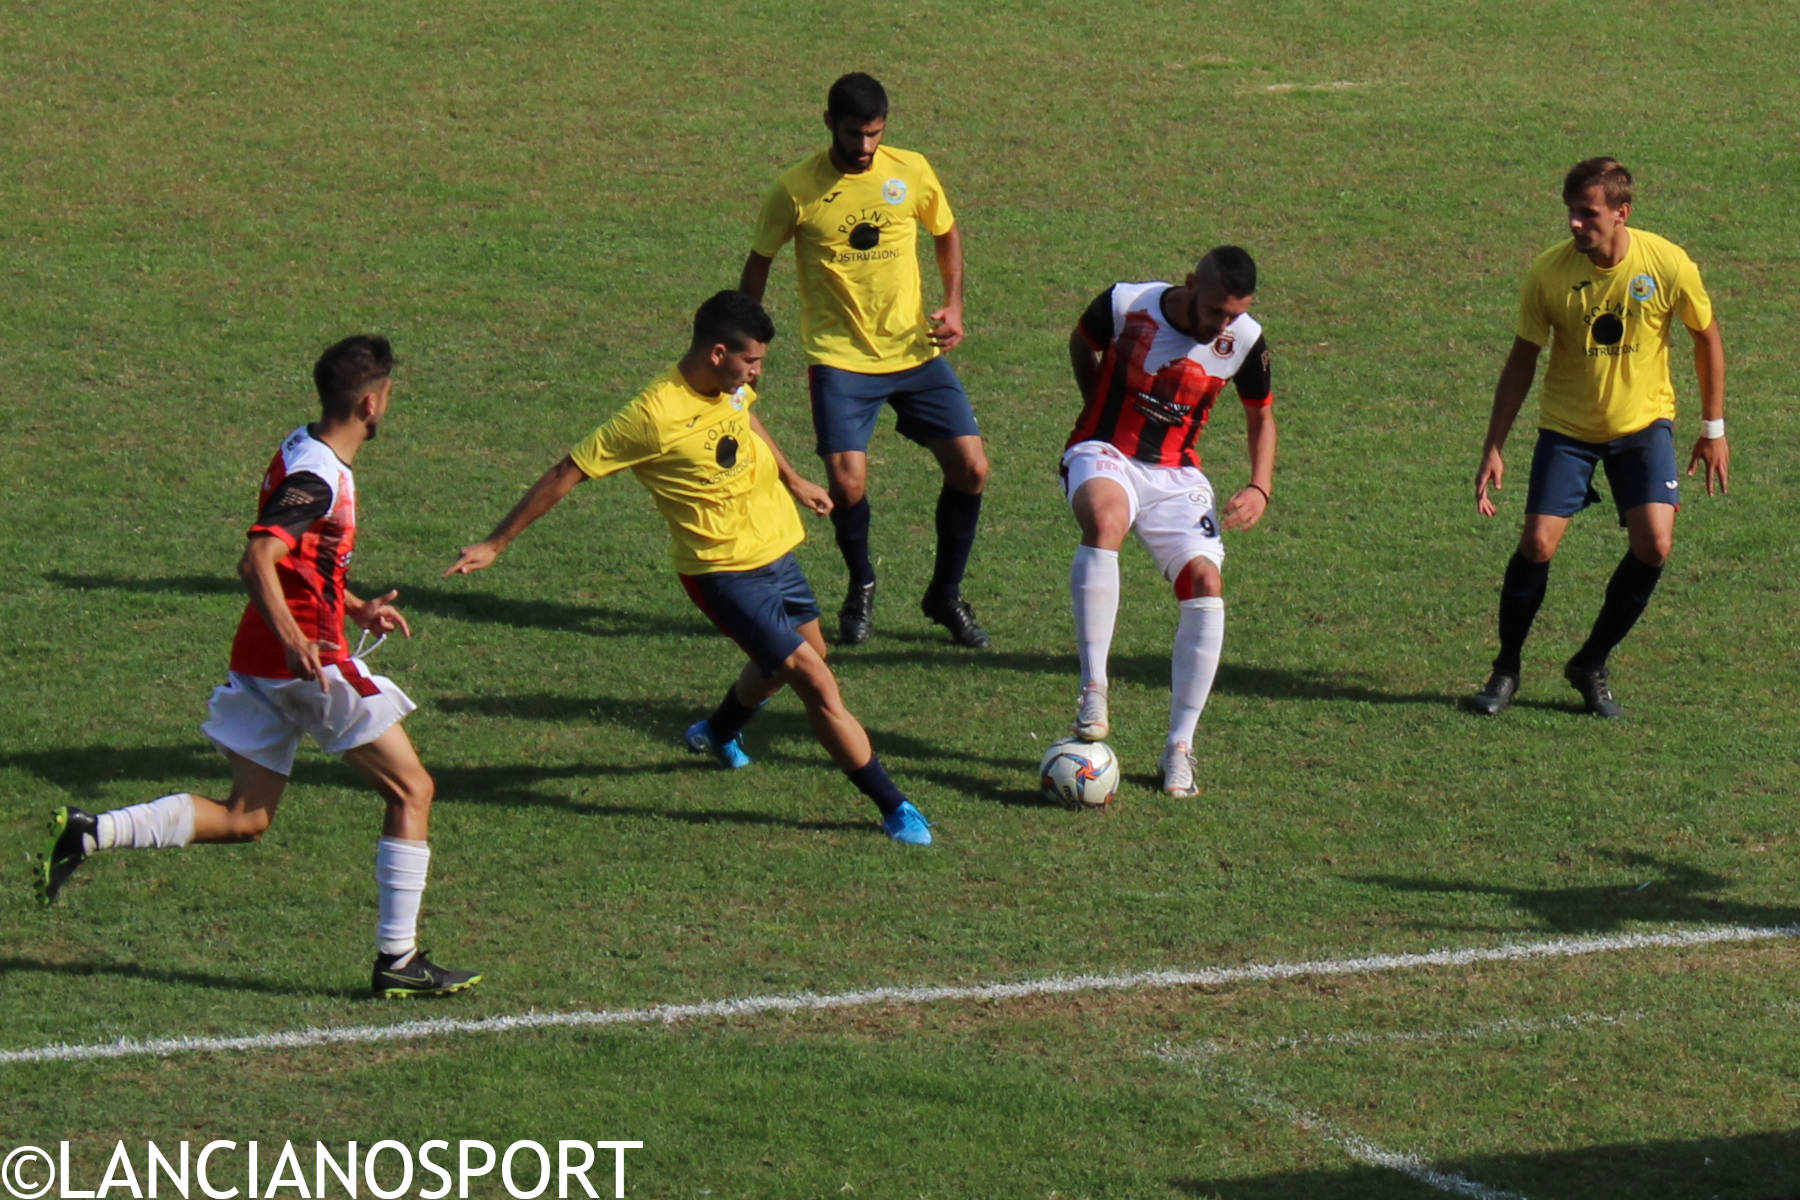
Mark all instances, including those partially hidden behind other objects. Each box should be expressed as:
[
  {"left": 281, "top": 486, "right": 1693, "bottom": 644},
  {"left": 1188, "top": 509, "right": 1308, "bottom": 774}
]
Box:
[
  {"left": 570, "top": 368, "right": 804, "bottom": 574},
  {"left": 1516, "top": 227, "right": 1713, "bottom": 442},
  {"left": 750, "top": 145, "right": 955, "bottom": 372}
]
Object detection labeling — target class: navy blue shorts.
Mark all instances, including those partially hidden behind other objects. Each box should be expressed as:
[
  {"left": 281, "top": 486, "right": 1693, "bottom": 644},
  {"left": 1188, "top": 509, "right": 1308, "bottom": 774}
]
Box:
[
  {"left": 808, "top": 357, "right": 980, "bottom": 456},
  {"left": 679, "top": 553, "right": 823, "bottom": 677},
  {"left": 1525, "top": 419, "right": 1680, "bottom": 525}
]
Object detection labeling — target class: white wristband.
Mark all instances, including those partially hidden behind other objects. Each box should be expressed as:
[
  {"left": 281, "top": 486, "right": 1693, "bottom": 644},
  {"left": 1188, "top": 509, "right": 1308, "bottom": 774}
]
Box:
[{"left": 1701, "top": 418, "right": 1725, "bottom": 439}]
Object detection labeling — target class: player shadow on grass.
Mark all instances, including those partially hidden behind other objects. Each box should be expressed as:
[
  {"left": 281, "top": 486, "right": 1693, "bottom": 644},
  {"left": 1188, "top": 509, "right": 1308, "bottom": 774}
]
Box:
[
  {"left": 841, "top": 641, "right": 1448, "bottom": 707},
  {"left": 434, "top": 691, "right": 1048, "bottom": 809},
  {"left": 1172, "top": 1128, "right": 1800, "bottom": 1198},
  {"left": 0, "top": 955, "right": 368, "bottom": 1000},
  {"left": 43, "top": 572, "right": 714, "bottom": 640},
  {"left": 1348, "top": 851, "right": 1800, "bottom": 934}
]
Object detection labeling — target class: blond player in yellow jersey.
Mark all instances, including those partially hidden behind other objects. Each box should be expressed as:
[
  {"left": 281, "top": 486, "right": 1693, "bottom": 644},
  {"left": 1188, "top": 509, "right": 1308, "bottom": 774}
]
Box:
[
  {"left": 444, "top": 291, "right": 933, "bottom": 845},
  {"left": 740, "top": 72, "right": 989, "bottom": 650},
  {"left": 1469, "top": 158, "right": 1728, "bottom": 718}
]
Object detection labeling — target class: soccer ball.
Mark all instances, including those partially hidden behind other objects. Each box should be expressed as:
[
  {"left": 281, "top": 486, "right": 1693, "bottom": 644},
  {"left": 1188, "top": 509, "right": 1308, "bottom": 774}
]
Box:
[{"left": 1039, "top": 737, "right": 1121, "bottom": 808}]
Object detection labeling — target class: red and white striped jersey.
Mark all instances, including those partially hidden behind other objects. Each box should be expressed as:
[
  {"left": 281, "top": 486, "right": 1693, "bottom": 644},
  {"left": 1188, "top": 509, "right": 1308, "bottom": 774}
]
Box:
[
  {"left": 1067, "top": 281, "right": 1272, "bottom": 469},
  {"left": 228, "top": 425, "right": 357, "bottom": 678}
]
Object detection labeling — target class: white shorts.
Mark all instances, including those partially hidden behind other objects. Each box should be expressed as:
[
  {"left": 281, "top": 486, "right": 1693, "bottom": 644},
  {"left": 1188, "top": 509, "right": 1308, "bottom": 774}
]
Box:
[
  {"left": 1061, "top": 440, "right": 1225, "bottom": 581},
  {"left": 201, "top": 660, "right": 417, "bottom": 776}
]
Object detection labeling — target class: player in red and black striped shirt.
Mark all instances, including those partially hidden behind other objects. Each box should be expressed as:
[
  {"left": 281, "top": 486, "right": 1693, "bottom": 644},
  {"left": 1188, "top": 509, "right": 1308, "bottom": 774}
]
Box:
[
  {"left": 35, "top": 336, "right": 479, "bottom": 997},
  {"left": 1061, "top": 247, "right": 1277, "bottom": 797}
]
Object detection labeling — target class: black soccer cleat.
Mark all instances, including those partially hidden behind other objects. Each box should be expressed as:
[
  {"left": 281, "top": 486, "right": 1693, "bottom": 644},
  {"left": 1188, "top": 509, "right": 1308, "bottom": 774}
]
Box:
[
  {"left": 36, "top": 806, "right": 97, "bottom": 906},
  {"left": 372, "top": 948, "right": 482, "bottom": 998},
  {"left": 1563, "top": 659, "right": 1623, "bottom": 718},
  {"left": 1465, "top": 671, "right": 1520, "bottom": 716},
  {"left": 921, "top": 593, "right": 990, "bottom": 649},
  {"left": 838, "top": 580, "right": 876, "bottom": 646}
]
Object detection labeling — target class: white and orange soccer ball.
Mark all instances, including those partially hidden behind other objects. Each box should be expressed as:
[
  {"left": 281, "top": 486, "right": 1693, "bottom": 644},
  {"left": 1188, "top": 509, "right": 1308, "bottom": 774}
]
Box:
[{"left": 1039, "top": 737, "right": 1121, "bottom": 808}]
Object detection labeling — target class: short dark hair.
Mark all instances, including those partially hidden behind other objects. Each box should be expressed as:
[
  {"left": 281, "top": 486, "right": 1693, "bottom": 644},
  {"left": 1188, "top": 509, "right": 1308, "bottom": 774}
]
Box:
[
  {"left": 313, "top": 335, "right": 394, "bottom": 421},
  {"left": 1563, "top": 157, "right": 1632, "bottom": 208},
  {"left": 1198, "top": 245, "right": 1257, "bottom": 297},
  {"left": 692, "top": 290, "right": 776, "bottom": 352},
  {"left": 827, "top": 73, "right": 888, "bottom": 123}
]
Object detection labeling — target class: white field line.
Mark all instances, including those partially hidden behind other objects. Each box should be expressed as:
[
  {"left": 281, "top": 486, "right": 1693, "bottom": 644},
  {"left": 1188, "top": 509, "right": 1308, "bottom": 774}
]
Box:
[
  {"left": 1265, "top": 80, "right": 1385, "bottom": 93},
  {"left": 1155, "top": 1042, "right": 1529, "bottom": 1200},
  {"left": 1203, "top": 1008, "right": 1649, "bottom": 1056},
  {"left": 2, "top": 923, "right": 1793, "bottom": 1068}
]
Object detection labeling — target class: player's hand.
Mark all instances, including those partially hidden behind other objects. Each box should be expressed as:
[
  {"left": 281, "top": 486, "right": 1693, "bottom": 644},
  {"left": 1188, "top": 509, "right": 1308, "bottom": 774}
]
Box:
[
  {"left": 928, "top": 303, "right": 964, "bottom": 351},
  {"left": 353, "top": 589, "right": 413, "bottom": 638},
  {"left": 788, "top": 478, "right": 834, "bottom": 516},
  {"left": 444, "top": 542, "right": 500, "bottom": 576},
  {"left": 1686, "top": 434, "right": 1729, "bottom": 496},
  {"left": 284, "top": 639, "right": 339, "bottom": 691},
  {"left": 1223, "top": 486, "right": 1268, "bottom": 531},
  {"left": 1475, "top": 447, "right": 1505, "bottom": 517}
]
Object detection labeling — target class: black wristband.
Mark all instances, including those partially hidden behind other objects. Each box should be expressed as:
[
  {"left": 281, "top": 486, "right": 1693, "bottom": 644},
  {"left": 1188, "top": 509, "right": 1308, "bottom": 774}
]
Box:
[{"left": 1245, "top": 482, "right": 1271, "bottom": 503}]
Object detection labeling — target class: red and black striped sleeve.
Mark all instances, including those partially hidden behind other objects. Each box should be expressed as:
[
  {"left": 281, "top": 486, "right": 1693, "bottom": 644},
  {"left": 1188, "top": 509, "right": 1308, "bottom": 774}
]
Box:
[
  {"left": 1076, "top": 286, "right": 1117, "bottom": 350},
  {"left": 247, "top": 471, "right": 332, "bottom": 548}
]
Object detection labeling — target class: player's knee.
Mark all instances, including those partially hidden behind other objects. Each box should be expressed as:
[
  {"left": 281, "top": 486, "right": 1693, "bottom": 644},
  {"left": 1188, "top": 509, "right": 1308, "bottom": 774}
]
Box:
[
  {"left": 946, "top": 448, "right": 988, "bottom": 493},
  {"left": 1174, "top": 561, "right": 1222, "bottom": 600},
  {"left": 1517, "top": 530, "right": 1558, "bottom": 563},
  {"left": 1634, "top": 536, "right": 1672, "bottom": 567}
]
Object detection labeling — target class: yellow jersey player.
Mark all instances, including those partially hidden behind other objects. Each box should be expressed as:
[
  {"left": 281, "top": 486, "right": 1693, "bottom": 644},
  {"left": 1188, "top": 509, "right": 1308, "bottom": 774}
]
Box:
[
  {"left": 1470, "top": 158, "right": 1728, "bottom": 717},
  {"left": 445, "top": 291, "right": 933, "bottom": 845},
  {"left": 740, "top": 73, "right": 989, "bottom": 649}
]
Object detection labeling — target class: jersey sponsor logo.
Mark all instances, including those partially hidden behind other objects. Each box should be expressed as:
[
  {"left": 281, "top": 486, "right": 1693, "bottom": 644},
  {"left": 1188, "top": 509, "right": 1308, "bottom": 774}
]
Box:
[
  {"left": 833, "top": 208, "right": 900, "bottom": 262},
  {"left": 849, "top": 222, "right": 881, "bottom": 249},
  {"left": 1629, "top": 273, "right": 1657, "bottom": 302},
  {"left": 715, "top": 436, "right": 739, "bottom": 469},
  {"left": 882, "top": 178, "right": 906, "bottom": 204}
]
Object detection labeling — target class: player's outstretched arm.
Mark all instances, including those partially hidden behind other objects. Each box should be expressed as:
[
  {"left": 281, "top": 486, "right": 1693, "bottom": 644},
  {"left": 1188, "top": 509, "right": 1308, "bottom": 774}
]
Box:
[
  {"left": 750, "top": 413, "right": 832, "bottom": 516},
  {"left": 445, "top": 455, "right": 588, "bottom": 576},
  {"left": 1223, "top": 407, "right": 1277, "bottom": 532},
  {"left": 928, "top": 224, "right": 965, "bottom": 350},
  {"left": 1684, "top": 319, "right": 1728, "bottom": 496},
  {"left": 1476, "top": 336, "right": 1542, "bottom": 517},
  {"left": 738, "top": 252, "right": 774, "bottom": 304},
  {"left": 240, "top": 534, "right": 336, "bottom": 690}
]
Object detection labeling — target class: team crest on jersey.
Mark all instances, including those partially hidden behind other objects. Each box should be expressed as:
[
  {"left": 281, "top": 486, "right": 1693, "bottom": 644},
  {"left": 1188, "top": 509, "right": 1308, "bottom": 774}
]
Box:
[
  {"left": 882, "top": 178, "right": 907, "bottom": 205},
  {"left": 729, "top": 386, "right": 748, "bottom": 411},
  {"left": 1629, "top": 273, "right": 1657, "bottom": 302},
  {"left": 1211, "top": 333, "right": 1235, "bottom": 357}
]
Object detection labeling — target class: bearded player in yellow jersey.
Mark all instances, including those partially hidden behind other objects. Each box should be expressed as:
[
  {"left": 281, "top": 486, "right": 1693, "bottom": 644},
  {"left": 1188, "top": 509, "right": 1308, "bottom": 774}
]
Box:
[
  {"left": 444, "top": 291, "right": 933, "bottom": 845},
  {"left": 740, "top": 73, "right": 989, "bottom": 650},
  {"left": 1469, "top": 158, "right": 1728, "bottom": 718}
]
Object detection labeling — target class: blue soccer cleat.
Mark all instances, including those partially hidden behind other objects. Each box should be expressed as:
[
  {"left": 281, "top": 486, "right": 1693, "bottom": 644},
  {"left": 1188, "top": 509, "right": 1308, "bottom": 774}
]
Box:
[
  {"left": 881, "top": 800, "right": 933, "bottom": 846},
  {"left": 684, "top": 718, "right": 752, "bottom": 769}
]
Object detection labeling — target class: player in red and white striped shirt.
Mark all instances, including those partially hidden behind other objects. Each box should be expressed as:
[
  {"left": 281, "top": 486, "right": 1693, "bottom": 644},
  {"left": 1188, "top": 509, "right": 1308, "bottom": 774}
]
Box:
[
  {"left": 1062, "top": 247, "right": 1277, "bottom": 797},
  {"left": 36, "top": 336, "right": 479, "bottom": 997}
]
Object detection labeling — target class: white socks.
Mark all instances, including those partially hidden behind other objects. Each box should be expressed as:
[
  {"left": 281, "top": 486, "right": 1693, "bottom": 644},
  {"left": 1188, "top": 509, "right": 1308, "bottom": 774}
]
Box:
[
  {"left": 1071, "top": 545, "right": 1120, "bottom": 689},
  {"left": 1169, "top": 596, "right": 1225, "bottom": 747},
  {"left": 96, "top": 793, "right": 197, "bottom": 850},
  {"left": 374, "top": 837, "right": 431, "bottom": 956}
]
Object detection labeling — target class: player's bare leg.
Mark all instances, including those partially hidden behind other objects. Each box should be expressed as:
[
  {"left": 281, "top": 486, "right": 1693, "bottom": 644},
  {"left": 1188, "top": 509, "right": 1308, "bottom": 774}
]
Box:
[
  {"left": 1069, "top": 477, "right": 1131, "bottom": 740},
  {"left": 779, "top": 626, "right": 930, "bottom": 845},
  {"left": 35, "top": 754, "right": 286, "bottom": 905},
  {"left": 344, "top": 725, "right": 478, "bottom": 996},
  {"left": 1163, "top": 555, "right": 1224, "bottom": 798},
  {"left": 824, "top": 450, "right": 877, "bottom": 644},
  {"left": 921, "top": 434, "right": 990, "bottom": 647}
]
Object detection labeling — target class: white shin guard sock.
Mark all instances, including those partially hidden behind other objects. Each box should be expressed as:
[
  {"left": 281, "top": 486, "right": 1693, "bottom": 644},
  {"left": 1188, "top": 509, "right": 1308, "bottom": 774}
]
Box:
[
  {"left": 374, "top": 837, "right": 431, "bottom": 957},
  {"left": 1169, "top": 596, "right": 1225, "bottom": 746},
  {"left": 1071, "top": 545, "right": 1121, "bottom": 689},
  {"left": 96, "top": 793, "right": 197, "bottom": 850}
]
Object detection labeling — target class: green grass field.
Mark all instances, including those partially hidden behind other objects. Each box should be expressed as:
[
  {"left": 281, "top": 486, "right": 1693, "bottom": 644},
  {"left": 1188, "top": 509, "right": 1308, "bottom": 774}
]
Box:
[{"left": 4, "top": 2, "right": 1798, "bottom": 1197}]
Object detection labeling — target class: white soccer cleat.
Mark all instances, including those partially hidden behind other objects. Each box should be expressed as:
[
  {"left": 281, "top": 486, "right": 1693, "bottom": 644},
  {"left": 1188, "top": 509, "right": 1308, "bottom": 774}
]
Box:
[
  {"left": 1159, "top": 741, "right": 1198, "bottom": 797},
  {"left": 1073, "top": 683, "right": 1110, "bottom": 741}
]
